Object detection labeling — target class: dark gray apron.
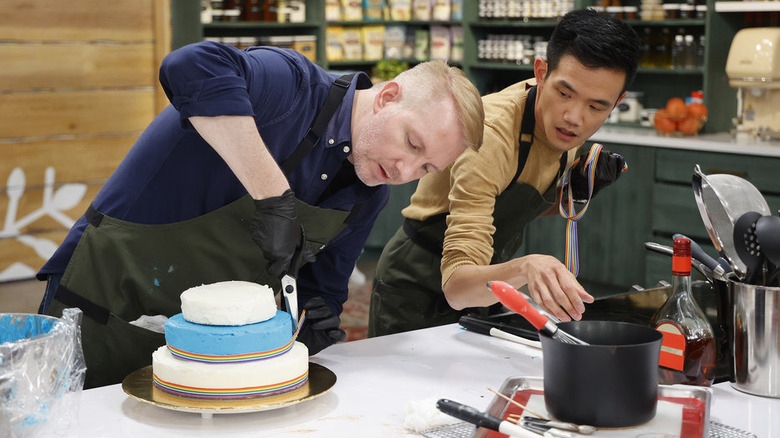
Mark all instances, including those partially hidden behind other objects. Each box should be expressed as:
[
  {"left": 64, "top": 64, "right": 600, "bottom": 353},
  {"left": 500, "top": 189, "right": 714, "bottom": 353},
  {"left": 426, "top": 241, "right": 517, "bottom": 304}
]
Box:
[
  {"left": 48, "top": 75, "right": 357, "bottom": 388},
  {"left": 368, "top": 86, "right": 567, "bottom": 337}
]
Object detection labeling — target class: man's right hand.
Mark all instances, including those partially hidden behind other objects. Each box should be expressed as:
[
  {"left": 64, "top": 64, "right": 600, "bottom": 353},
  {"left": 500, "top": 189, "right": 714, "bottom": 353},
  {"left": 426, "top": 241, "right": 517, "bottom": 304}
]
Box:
[
  {"left": 251, "top": 189, "right": 304, "bottom": 278},
  {"left": 518, "top": 254, "right": 594, "bottom": 322}
]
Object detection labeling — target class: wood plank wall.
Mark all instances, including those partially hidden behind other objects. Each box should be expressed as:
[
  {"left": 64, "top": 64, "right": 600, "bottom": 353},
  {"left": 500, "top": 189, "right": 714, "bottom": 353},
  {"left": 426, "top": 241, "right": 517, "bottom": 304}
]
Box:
[{"left": 0, "top": 0, "right": 171, "bottom": 282}]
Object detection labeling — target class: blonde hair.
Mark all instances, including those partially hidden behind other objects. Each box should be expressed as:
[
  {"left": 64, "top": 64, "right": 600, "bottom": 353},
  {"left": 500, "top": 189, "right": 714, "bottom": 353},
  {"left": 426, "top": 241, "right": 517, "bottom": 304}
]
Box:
[{"left": 391, "top": 60, "right": 484, "bottom": 151}]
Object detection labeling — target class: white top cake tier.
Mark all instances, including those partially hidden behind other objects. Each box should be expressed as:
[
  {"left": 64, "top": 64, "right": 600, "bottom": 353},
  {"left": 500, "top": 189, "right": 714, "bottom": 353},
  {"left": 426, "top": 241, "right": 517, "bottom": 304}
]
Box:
[{"left": 180, "top": 281, "right": 276, "bottom": 326}]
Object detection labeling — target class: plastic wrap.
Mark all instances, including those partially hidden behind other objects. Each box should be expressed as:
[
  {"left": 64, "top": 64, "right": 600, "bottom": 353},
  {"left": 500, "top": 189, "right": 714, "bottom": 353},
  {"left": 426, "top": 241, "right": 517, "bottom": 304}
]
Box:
[{"left": 0, "top": 309, "right": 86, "bottom": 437}]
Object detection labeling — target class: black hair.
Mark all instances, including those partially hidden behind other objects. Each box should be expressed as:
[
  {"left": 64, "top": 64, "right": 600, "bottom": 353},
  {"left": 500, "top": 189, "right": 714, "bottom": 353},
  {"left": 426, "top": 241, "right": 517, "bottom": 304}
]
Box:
[{"left": 546, "top": 8, "right": 640, "bottom": 94}]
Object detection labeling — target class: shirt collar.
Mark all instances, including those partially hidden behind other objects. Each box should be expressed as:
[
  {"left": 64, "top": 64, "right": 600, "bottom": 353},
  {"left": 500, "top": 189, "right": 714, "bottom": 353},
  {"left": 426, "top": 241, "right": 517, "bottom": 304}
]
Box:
[{"left": 322, "top": 72, "right": 373, "bottom": 149}]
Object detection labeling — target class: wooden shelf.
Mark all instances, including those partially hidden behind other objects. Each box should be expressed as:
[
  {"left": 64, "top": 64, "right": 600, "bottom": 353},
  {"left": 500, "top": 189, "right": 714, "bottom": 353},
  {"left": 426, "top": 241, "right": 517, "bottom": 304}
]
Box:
[{"left": 715, "top": 1, "right": 780, "bottom": 12}]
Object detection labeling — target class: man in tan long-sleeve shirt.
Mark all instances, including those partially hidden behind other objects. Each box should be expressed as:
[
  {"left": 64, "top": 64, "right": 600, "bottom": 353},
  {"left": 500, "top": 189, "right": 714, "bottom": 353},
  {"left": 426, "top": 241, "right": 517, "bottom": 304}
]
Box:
[{"left": 368, "top": 9, "right": 640, "bottom": 336}]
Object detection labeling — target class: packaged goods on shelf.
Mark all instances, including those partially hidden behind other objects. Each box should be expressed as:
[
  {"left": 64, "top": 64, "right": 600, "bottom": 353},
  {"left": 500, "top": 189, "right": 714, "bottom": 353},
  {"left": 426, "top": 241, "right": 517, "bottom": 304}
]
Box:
[
  {"left": 414, "top": 29, "right": 429, "bottom": 61},
  {"left": 277, "top": 1, "right": 306, "bottom": 23},
  {"left": 429, "top": 25, "right": 451, "bottom": 61},
  {"left": 362, "top": 25, "right": 386, "bottom": 61},
  {"left": 413, "top": 0, "right": 432, "bottom": 20},
  {"left": 342, "top": 27, "right": 364, "bottom": 60},
  {"left": 292, "top": 35, "right": 317, "bottom": 62},
  {"left": 479, "top": 0, "right": 574, "bottom": 19},
  {"left": 384, "top": 25, "right": 409, "bottom": 59},
  {"left": 363, "top": 0, "right": 386, "bottom": 21},
  {"left": 326, "top": 0, "right": 341, "bottom": 20},
  {"left": 450, "top": 26, "right": 464, "bottom": 62},
  {"left": 326, "top": 26, "right": 345, "bottom": 61},
  {"left": 433, "top": 0, "right": 452, "bottom": 21},
  {"left": 340, "top": 0, "right": 364, "bottom": 21},
  {"left": 451, "top": 0, "right": 464, "bottom": 20},
  {"left": 388, "top": 0, "right": 412, "bottom": 20},
  {"left": 254, "top": 35, "right": 317, "bottom": 62}
]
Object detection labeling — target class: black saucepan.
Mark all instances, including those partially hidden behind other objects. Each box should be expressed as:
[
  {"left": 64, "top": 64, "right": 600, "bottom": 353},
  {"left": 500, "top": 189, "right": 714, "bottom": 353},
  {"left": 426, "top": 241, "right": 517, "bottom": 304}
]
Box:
[{"left": 540, "top": 321, "right": 663, "bottom": 428}]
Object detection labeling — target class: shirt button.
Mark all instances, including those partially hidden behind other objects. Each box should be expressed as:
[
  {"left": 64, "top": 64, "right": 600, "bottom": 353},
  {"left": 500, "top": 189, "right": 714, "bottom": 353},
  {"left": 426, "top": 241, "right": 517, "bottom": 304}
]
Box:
[
  {"left": 328, "top": 139, "right": 335, "bottom": 145},
  {"left": 321, "top": 173, "right": 328, "bottom": 181},
  {"left": 342, "top": 145, "right": 351, "bottom": 153}
]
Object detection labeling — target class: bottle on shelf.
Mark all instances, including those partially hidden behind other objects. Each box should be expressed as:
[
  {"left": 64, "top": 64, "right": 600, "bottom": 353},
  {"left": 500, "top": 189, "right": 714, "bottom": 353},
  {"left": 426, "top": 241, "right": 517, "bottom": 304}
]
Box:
[
  {"left": 652, "top": 238, "right": 717, "bottom": 387},
  {"left": 683, "top": 34, "right": 697, "bottom": 68},
  {"left": 638, "top": 27, "right": 654, "bottom": 68},
  {"left": 671, "top": 34, "right": 685, "bottom": 68},
  {"left": 653, "top": 27, "right": 672, "bottom": 68}
]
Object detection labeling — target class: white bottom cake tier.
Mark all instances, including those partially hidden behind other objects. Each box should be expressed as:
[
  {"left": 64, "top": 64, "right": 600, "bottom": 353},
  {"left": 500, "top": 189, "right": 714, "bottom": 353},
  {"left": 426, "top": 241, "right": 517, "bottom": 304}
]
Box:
[{"left": 152, "top": 341, "right": 309, "bottom": 398}]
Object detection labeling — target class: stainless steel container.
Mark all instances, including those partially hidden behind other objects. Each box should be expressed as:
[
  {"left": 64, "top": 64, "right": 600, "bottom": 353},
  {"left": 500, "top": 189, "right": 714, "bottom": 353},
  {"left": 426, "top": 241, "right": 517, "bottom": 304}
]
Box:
[{"left": 729, "top": 280, "right": 780, "bottom": 398}]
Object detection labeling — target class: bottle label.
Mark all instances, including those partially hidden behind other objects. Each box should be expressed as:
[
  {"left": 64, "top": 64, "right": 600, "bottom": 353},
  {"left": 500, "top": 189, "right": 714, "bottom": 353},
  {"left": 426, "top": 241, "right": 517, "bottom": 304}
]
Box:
[{"left": 656, "top": 322, "right": 685, "bottom": 371}]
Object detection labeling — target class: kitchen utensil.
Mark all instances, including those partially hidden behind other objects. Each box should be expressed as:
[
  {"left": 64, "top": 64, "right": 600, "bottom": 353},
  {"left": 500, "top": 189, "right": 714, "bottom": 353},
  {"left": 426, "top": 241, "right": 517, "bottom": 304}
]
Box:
[
  {"left": 459, "top": 316, "right": 542, "bottom": 349},
  {"left": 732, "top": 211, "right": 764, "bottom": 285},
  {"left": 488, "top": 281, "right": 588, "bottom": 345},
  {"left": 522, "top": 416, "right": 596, "bottom": 435},
  {"left": 519, "top": 421, "right": 578, "bottom": 438},
  {"left": 729, "top": 279, "right": 780, "bottom": 398},
  {"left": 540, "top": 321, "right": 663, "bottom": 427},
  {"left": 673, "top": 233, "right": 731, "bottom": 279},
  {"left": 487, "top": 387, "right": 547, "bottom": 420},
  {"left": 755, "top": 215, "right": 780, "bottom": 284},
  {"left": 692, "top": 165, "right": 771, "bottom": 280},
  {"left": 435, "top": 399, "right": 537, "bottom": 438},
  {"left": 280, "top": 274, "right": 298, "bottom": 326}
]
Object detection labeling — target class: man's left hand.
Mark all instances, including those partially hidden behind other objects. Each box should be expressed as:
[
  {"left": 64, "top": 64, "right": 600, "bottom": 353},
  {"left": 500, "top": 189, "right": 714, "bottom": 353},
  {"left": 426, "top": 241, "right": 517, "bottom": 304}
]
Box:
[
  {"left": 297, "top": 297, "right": 347, "bottom": 355},
  {"left": 569, "top": 149, "right": 626, "bottom": 202}
]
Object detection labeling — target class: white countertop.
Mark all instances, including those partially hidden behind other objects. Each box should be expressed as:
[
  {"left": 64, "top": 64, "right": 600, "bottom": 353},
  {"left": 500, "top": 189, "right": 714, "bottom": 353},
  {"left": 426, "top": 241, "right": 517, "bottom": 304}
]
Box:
[
  {"left": 590, "top": 126, "right": 780, "bottom": 158},
  {"left": 64, "top": 324, "right": 779, "bottom": 437}
]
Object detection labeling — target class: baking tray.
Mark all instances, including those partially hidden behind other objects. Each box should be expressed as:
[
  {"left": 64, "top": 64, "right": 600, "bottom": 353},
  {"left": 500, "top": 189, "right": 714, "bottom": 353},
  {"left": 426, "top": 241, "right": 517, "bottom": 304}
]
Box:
[{"left": 476, "top": 376, "right": 711, "bottom": 438}]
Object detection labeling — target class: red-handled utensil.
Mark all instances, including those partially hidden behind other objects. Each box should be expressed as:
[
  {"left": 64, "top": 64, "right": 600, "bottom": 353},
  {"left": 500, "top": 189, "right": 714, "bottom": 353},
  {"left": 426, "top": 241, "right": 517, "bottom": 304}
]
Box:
[{"left": 488, "top": 281, "right": 588, "bottom": 345}]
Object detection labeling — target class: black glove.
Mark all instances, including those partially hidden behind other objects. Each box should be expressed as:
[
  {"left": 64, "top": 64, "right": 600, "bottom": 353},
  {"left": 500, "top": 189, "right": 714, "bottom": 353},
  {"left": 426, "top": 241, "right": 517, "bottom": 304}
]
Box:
[
  {"left": 297, "top": 297, "right": 347, "bottom": 355},
  {"left": 568, "top": 149, "right": 627, "bottom": 202},
  {"left": 251, "top": 189, "right": 314, "bottom": 278}
]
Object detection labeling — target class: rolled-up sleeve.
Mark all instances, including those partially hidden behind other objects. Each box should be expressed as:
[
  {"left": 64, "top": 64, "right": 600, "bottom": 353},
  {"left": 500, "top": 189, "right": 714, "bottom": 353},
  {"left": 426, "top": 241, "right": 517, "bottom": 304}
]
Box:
[{"left": 159, "top": 42, "right": 256, "bottom": 126}]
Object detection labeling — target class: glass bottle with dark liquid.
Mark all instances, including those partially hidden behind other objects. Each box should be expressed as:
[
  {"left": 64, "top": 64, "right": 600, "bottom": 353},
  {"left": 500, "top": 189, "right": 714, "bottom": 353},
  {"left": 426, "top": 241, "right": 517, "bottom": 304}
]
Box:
[{"left": 652, "top": 238, "right": 717, "bottom": 386}]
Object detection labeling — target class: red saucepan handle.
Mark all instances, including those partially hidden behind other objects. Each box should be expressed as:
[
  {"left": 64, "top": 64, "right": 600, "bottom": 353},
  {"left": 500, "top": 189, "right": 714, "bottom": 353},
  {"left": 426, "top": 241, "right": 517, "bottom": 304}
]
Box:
[{"left": 489, "top": 281, "right": 549, "bottom": 331}]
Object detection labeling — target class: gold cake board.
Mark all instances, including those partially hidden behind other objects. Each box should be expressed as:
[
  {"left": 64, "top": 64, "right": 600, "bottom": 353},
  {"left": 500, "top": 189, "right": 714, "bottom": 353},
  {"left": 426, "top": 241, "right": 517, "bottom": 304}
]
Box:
[{"left": 122, "top": 362, "right": 336, "bottom": 415}]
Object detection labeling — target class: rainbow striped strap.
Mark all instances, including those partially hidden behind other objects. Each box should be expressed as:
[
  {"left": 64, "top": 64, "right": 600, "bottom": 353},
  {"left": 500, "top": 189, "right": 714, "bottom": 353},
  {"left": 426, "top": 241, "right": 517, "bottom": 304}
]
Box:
[
  {"left": 168, "top": 310, "right": 307, "bottom": 364},
  {"left": 558, "top": 143, "right": 604, "bottom": 277}
]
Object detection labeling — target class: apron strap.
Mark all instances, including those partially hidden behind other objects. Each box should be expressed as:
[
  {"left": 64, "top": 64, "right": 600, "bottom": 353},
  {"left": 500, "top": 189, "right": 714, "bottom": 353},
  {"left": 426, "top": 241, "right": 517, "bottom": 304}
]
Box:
[
  {"left": 55, "top": 283, "right": 110, "bottom": 324},
  {"left": 280, "top": 74, "right": 355, "bottom": 175},
  {"left": 403, "top": 216, "right": 446, "bottom": 256},
  {"left": 510, "top": 85, "right": 568, "bottom": 189},
  {"left": 506, "top": 85, "right": 537, "bottom": 191}
]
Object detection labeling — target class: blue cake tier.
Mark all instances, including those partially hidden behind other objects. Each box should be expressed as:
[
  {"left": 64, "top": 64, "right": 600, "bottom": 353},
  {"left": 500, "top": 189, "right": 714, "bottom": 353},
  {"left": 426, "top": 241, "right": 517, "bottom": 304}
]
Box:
[{"left": 164, "top": 311, "right": 293, "bottom": 358}]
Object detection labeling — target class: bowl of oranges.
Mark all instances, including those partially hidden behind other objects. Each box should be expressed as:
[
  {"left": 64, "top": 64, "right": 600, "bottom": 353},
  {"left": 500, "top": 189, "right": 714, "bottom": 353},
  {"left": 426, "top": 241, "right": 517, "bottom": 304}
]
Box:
[{"left": 654, "top": 97, "right": 708, "bottom": 136}]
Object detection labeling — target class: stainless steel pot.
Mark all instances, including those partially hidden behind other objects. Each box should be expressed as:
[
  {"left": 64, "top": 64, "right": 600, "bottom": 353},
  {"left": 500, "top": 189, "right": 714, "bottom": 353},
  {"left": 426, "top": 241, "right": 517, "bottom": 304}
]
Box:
[{"left": 729, "top": 280, "right": 780, "bottom": 398}]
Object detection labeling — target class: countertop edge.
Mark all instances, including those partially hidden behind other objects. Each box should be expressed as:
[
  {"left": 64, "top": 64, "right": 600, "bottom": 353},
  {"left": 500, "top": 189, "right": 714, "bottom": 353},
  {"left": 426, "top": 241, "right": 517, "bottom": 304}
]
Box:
[{"left": 589, "top": 126, "right": 780, "bottom": 158}]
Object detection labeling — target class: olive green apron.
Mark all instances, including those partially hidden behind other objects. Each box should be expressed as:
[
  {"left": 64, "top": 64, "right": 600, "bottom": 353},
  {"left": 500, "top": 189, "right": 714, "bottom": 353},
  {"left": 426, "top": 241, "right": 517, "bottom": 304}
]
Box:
[
  {"left": 368, "top": 86, "right": 567, "bottom": 337},
  {"left": 48, "top": 75, "right": 357, "bottom": 388}
]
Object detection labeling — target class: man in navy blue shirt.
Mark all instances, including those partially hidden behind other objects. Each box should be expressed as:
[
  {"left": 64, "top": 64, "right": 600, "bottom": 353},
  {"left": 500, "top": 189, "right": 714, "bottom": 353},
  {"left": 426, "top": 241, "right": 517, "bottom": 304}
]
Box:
[{"left": 38, "top": 42, "right": 485, "bottom": 387}]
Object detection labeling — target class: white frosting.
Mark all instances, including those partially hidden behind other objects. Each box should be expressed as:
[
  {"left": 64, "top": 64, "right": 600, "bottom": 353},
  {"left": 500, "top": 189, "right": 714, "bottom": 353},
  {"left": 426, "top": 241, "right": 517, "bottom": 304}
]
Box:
[
  {"left": 180, "top": 281, "right": 276, "bottom": 325},
  {"left": 152, "top": 341, "right": 308, "bottom": 391}
]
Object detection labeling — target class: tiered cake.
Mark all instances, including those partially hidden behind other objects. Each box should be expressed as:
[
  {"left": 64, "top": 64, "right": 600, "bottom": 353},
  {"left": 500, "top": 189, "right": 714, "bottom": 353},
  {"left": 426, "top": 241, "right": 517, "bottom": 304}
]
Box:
[{"left": 151, "top": 281, "right": 308, "bottom": 398}]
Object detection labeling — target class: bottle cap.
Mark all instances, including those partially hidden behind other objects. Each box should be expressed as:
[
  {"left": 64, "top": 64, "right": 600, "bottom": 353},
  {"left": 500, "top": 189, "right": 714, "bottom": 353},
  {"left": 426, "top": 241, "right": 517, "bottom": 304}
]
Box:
[{"left": 672, "top": 238, "right": 692, "bottom": 275}]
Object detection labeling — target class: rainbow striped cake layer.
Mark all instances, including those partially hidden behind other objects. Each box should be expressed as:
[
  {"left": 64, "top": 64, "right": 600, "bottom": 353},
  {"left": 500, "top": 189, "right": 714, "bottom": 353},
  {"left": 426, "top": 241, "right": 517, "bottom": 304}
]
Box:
[
  {"left": 151, "top": 341, "right": 310, "bottom": 399},
  {"left": 153, "top": 369, "right": 308, "bottom": 399}
]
